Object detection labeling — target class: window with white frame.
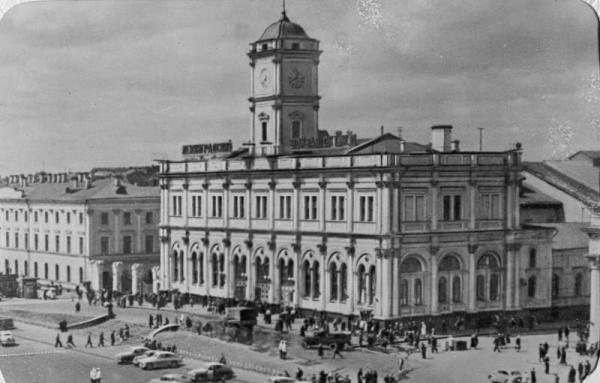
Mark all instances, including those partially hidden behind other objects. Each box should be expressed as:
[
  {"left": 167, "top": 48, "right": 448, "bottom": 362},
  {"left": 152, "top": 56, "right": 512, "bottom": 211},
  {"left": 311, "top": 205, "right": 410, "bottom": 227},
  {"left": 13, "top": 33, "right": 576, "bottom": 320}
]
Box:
[
  {"left": 191, "top": 194, "right": 202, "bottom": 217},
  {"left": 255, "top": 195, "right": 268, "bottom": 219},
  {"left": 303, "top": 195, "right": 318, "bottom": 220},
  {"left": 330, "top": 195, "right": 345, "bottom": 221},
  {"left": 211, "top": 195, "right": 223, "bottom": 218},
  {"left": 403, "top": 194, "right": 426, "bottom": 222},
  {"left": 278, "top": 195, "right": 292, "bottom": 219},
  {"left": 480, "top": 192, "right": 502, "bottom": 219},
  {"left": 359, "top": 195, "right": 375, "bottom": 222},
  {"left": 442, "top": 191, "right": 463, "bottom": 221},
  {"left": 232, "top": 195, "right": 245, "bottom": 218},
  {"left": 291, "top": 120, "right": 302, "bottom": 139},
  {"left": 171, "top": 195, "right": 183, "bottom": 216}
]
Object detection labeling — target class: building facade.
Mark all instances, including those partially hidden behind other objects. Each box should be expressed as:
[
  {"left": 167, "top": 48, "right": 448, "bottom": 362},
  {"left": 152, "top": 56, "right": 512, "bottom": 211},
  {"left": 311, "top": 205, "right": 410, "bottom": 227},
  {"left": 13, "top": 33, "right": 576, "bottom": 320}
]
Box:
[
  {"left": 156, "top": 10, "right": 557, "bottom": 322},
  {"left": 0, "top": 172, "right": 160, "bottom": 294}
]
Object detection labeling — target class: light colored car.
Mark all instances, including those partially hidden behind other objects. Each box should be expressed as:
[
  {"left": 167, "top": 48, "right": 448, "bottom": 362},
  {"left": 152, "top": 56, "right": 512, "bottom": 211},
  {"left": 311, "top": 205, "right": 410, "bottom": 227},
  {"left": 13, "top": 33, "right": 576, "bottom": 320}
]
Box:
[
  {"left": 137, "top": 351, "right": 183, "bottom": 370},
  {"left": 0, "top": 331, "right": 15, "bottom": 346},
  {"left": 267, "top": 378, "right": 296, "bottom": 383},
  {"left": 148, "top": 373, "right": 191, "bottom": 383},
  {"left": 187, "top": 363, "right": 235, "bottom": 381},
  {"left": 116, "top": 346, "right": 150, "bottom": 364},
  {"left": 489, "top": 370, "right": 523, "bottom": 383},
  {"left": 134, "top": 350, "right": 158, "bottom": 366}
]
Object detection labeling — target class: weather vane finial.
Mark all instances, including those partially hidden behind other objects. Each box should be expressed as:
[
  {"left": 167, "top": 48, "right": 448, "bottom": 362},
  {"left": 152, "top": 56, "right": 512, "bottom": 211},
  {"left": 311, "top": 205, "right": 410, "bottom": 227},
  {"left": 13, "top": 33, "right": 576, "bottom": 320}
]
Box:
[{"left": 282, "top": 0, "right": 286, "bottom": 16}]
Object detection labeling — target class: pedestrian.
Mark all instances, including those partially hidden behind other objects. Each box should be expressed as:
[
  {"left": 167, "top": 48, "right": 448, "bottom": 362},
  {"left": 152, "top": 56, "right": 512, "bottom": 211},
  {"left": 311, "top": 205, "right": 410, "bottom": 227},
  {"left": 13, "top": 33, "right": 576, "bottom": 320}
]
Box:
[
  {"left": 516, "top": 335, "right": 521, "bottom": 351},
  {"left": 67, "top": 333, "right": 76, "bottom": 348},
  {"left": 555, "top": 373, "right": 560, "bottom": 383},
  {"left": 98, "top": 332, "right": 105, "bottom": 347},
  {"left": 318, "top": 343, "right": 324, "bottom": 358},
  {"left": 85, "top": 332, "right": 93, "bottom": 348},
  {"left": 219, "top": 353, "right": 227, "bottom": 365},
  {"left": 559, "top": 328, "right": 563, "bottom": 341},
  {"left": 545, "top": 356, "right": 550, "bottom": 375},
  {"left": 279, "top": 339, "right": 287, "bottom": 360},
  {"left": 431, "top": 336, "right": 438, "bottom": 353},
  {"left": 332, "top": 342, "right": 343, "bottom": 359},
  {"left": 119, "top": 327, "right": 124, "bottom": 342},
  {"left": 421, "top": 342, "right": 427, "bottom": 359},
  {"left": 578, "top": 362, "right": 584, "bottom": 382},
  {"left": 568, "top": 366, "right": 576, "bottom": 383},
  {"left": 531, "top": 368, "right": 537, "bottom": 383},
  {"left": 54, "top": 333, "right": 63, "bottom": 348},
  {"left": 357, "top": 368, "right": 363, "bottom": 383},
  {"left": 75, "top": 301, "right": 81, "bottom": 313},
  {"left": 110, "top": 331, "right": 115, "bottom": 346},
  {"left": 493, "top": 337, "right": 501, "bottom": 352},
  {"left": 296, "top": 368, "right": 304, "bottom": 381},
  {"left": 398, "top": 354, "right": 405, "bottom": 372},
  {"left": 148, "top": 314, "right": 154, "bottom": 328},
  {"left": 125, "top": 324, "right": 130, "bottom": 339},
  {"left": 560, "top": 347, "right": 567, "bottom": 365}
]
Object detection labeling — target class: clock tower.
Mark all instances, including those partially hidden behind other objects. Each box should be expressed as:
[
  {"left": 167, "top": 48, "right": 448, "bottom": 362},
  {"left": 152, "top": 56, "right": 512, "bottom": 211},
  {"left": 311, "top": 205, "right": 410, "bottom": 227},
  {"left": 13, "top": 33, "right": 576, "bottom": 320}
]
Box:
[{"left": 248, "top": 10, "right": 321, "bottom": 156}]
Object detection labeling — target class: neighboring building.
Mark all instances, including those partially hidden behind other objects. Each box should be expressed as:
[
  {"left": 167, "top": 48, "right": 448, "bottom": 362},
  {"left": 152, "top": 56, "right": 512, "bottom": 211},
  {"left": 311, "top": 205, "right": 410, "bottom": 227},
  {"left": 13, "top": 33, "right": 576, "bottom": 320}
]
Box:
[
  {"left": 520, "top": 183, "right": 564, "bottom": 224},
  {"left": 0, "top": 172, "right": 160, "bottom": 294},
  {"left": 157, "top": 9, "right": 555, "bottom": 323}
]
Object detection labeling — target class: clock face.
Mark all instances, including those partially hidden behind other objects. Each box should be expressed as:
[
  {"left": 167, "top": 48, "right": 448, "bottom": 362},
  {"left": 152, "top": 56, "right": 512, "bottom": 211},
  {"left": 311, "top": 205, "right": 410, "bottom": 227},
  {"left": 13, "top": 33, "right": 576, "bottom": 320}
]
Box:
[
  {"left": 259, "top": 68, "right": 271, "bottom": 88},
  {"left": 288, "top": 68, "right": 305, "bottom": 89}
]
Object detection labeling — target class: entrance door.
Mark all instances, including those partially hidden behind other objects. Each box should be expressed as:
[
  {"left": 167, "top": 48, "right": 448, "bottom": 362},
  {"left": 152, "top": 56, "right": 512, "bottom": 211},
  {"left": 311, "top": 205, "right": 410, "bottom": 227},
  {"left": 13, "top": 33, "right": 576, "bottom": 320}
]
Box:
[{"left": 102, "top": 271, "right": 112, "bottom": 291}]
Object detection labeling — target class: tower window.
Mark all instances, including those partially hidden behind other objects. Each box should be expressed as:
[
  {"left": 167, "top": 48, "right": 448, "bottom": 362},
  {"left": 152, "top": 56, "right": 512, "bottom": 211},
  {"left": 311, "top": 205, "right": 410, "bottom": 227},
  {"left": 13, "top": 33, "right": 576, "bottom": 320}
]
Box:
[
  {"left": 261, "top": 43, "right": 268, "bottom": 51},
  {"left": 291, "top": 121, "right": 301, "bottom": 139},
  {"left": 261, "top": 121, "right": 268, "bottom": 142},
  {"left": 292, "top": 42, "right": 300, "bottom": 50}
]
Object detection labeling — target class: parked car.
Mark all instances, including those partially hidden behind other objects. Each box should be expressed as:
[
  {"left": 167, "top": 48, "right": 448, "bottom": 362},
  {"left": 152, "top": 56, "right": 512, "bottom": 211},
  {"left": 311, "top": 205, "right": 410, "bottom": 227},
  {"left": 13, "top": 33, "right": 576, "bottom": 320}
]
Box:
[
  {"left": 116, "top": 346, "right": 150, "bottom": 364},
  {"left": 489, "top": 370, "right": 523, "bottom": 383},
  {"left": 148, "top": 373, "right": 190, "bottom": 383},
  {"left": 301, "top": 331, "right": 352, "bottom": 350},
  {"left": 267, "top": 378, "right": 297, "bottom": 383},
  {"left": 0, "top": 331, "right": 15, "bottom": 346},
  {"left": 186, "top": 363, "right": 235, "bottom": 381},
  {"left": 134, "top": 350, "right": 158, "bottom": 366},
  {"left": 137, "top": 351, "right": 183, "bottom": 370}
]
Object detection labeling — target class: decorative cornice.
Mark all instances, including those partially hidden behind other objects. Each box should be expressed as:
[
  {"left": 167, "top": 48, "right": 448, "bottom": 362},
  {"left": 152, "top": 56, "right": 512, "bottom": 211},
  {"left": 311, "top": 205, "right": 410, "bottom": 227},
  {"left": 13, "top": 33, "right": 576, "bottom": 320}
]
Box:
[
  {"left": 182, "top": 182, "right": 189, "bottom": 190},
  {"left": 222, "top": 181, "right": 230, "bottom": 190},
  {"left": 292, "top": 179, "right": 302, "bottom": 189},
  {"left": 346, "top": 180, "right": 355, "bottom": 189},
  {"left": 268, "top": 181, "right": 277, "bottom": 190},
  {"left": 202, "top": 183, "right": 209, "bottom": 190},
  {"left": 318, "top": 180, "right": 327, "bottom": 189},
  {"left": 245, "top": 182, "right": 252, "bottom": 190}
]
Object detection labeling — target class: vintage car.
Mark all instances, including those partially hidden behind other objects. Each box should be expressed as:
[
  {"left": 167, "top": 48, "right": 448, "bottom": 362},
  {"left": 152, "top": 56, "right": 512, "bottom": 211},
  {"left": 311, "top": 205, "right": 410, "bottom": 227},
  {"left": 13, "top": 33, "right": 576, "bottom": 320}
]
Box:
[
  {"left": 489, "top": 370, "right": 523, "bottom": 383},
  {"left": 266, "top": 378, "right": 296, "bottom": 383},
  {"left": 147, "top": 373, "right": 190, "bottom": 383},
  {"left": 137, "top": 351, "right": 183, "bottom": 370},
  {"left": 301, "top": 331, "right": 352, "bottom": 350},
  {"left": 186, "top": 363, "right": 235, "bottom": 381},
  {"left": 133, "top": 350, "right": 158, "bottom": 366},
  {"left": 116, "top": 346, "right": 150, "bottom": 364},
  {"left": 0, "top": 331, "right": 15, "bottom": 346}
]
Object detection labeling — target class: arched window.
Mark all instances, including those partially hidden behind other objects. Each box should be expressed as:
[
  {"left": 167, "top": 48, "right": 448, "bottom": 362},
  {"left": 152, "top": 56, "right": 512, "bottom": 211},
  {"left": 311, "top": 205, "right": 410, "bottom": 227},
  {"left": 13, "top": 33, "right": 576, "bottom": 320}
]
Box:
[
  {"left": 279, "top": 259, "right": 287, "bottom": 285},
  {"left": 79, "top": 267, "right": 83, "bottom": 283},
  {"left": 55, "top": 264, "right": 59, "bottom": 281},
  {"left": 330, "top": 263, "right": 338, "bottom": 301},
  {"left": 529, "top": 248, "right": 536, "bottom": 268},
  {"left": 400, "top": 279, "right": 408, "bottom": 306},
  {"left": 287, "top": 260, "right": 294, "bottom": 279},
  {"left": 476, "top": 275, "right": 485, "bottom": 301},
  {"left": 219, "top": 253, "right": 225, "bottom": 287},
  {"left": 303, "top": 260, "right": 311, "bottom": 297},
  {"left": 66, "top": 266, "right": 71, "bottom": 282},
  {"left": 400, "top": 257, "right": 422, "bottom": 273},
  {"left": 313, "top": 262, "right": 320, "bottom": 298},
  {"left": 262, "top": 258, "right": 270, "bottom": 282},
  {"left": 552, "top": 273, "right": 560, "bottom": 299},
  {"left": 199, "top": 252, "right": 205, "bottom": 284},
  {"left": 340, "top": 263, "right": 348, "bottom": 301},
  {"left": 211, "top": 253, "right": 219, "bottom": 287},
  {"left": 575, "top": 273, "right": 583, "bottom": 297},
  {"left": 191, "top": 252, "right": 198, "bottom": 284},
  {"left": 242, "top": 256, "right": 248, "bottom": 277},
  {"left": 477, "top": 254, "right": 499, "bottom": 269},
  {"left": 438, "top": 276, "right": 448, "bottom": 303},
  {"left": 528, "top": 276, "right": 536, "bottom": 298},
  {"left": 439, "top": 255, "right": 460, "bottom": 271},
  {"left": 179, "top": 251, "right": 185, "bottom": 282},
  {"left": 414, "top": 278, "right": 422, "bottom": 305},
  {"left": 357, "top": 264, "right": 366, "bottom": 303},
  {"left": 368, "top": 265, "right": 376, "bottom": 304},
  {"left": 452, "top": 276, "right": 461, "bottom": 303},
  {"left": 173, "top": 250, "right": 179, "bottom": 282},
  {"left": 489, "top": 273, "right": 499, "bottom": 301}
]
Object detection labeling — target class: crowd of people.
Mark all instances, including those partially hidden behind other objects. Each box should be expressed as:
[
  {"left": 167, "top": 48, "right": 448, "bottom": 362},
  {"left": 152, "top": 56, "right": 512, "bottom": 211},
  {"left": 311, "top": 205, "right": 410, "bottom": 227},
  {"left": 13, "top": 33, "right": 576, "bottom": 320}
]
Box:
[{"left": 53, "top": 324, "right": 131, "bottom": 349}]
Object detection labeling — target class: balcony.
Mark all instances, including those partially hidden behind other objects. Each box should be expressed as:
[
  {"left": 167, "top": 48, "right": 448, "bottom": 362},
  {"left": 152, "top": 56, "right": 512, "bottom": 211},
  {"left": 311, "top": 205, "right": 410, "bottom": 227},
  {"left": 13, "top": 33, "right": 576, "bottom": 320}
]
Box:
[
  {"left": 401, "top": 222, "right": 431, "bottom": 232},
  {"left": 438, "top": 221, "right": 469, "bottom": 231}
]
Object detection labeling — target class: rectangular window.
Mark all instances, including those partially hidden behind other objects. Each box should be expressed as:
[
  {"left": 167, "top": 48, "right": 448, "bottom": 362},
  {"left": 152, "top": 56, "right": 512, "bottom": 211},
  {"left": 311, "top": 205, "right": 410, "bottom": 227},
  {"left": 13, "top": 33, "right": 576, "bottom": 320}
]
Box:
[
  {"left": 403, "top": 195, "right": 426, "bottom": 222},
  {"left": 123, "top": 236, "right": 132, "bottom": 254},
  {"left": 211, "top": 195, "right": 223, "bottom": 218},
  {"left": 278, "top": 195, "right": 292, "bottom": 219},
  {"left": 34, "top": 211, "right": 38, "bottom": 222},
  {"left": 480, "top": 193, "right": 502, "bottom": 219},
  {"left": 303, "top": 195, "right": 318, "bottom": 220},
  {"left": 330, "top": 195, "right": 345, "bottom": 221},
  {"left": 255, "top": 196, "right": 268, "bottom": 219},
  {"left": 4, "top": 211, "right": 8, "bottom": 222},
  {"left": 34, "top": 234, "right": 39, "bottom": 250},
  {"left": 66, "top": 212, "right": 71, "bottom": 224},
  {"left": 145, "top": 211, "right": 153, "bottom": 224},
  {"left": 145, "top": 235, "right": 154, "bottom": 253},
  {"left": 79, "top": 213, "right": 84, "bottom": 225},
  {"left": 5, "top": 232, "right": 8, "bottom": 248},
  {"left": 191, "top": 195, "right": 202, "bottom": 217},
  {"left": 442, "top": 193, "right": 463, "bottom": 221},
  {"left": 171, "top": 195, "right": 183, "bottom": 216},
  {"left": 44, "top": 211, "right": 49, "bottom": 223},
  {"left": 359, "top": 196, "right": 375, "bottom": 222},
  {"left": 291, "top": 120, "right": 301, "bottom": 138},
  {"left": 24, "top": 211, "right": 28, "bottom": 222},
  {"left": 24, "top": 233, "right": 28, "bottom": 249},
  {"left": 66, "top": 236, "right": 71, "bottom": 254},
  {"left": 101, "top": 212, "right": 109, "bottom": 225},
  {"left": 14, "top": 233, "right": 18, "bottom": 249},
  {"left": 232, "top": 195, "right": 245, "bottom": 218},
  {"left": 123, "top": 212, "right": 131, "bottom": 225},
  {"left": 55, "top": 235, "right": 60, "bottom": 253},
  {"left": 44, "top": 235, "right": 49, "bottom": 251},
  {"left": 79, "top": 237, "right": 84, "bottom": 255},
  {"left": 100, "top": 237, "right": 109, "bottom": 255},
  {"left": 14, "top": 211, "right": 18, "bottom": 222},
  {"left": 55, "top": 212, "right": 60, "bottom": 224}
]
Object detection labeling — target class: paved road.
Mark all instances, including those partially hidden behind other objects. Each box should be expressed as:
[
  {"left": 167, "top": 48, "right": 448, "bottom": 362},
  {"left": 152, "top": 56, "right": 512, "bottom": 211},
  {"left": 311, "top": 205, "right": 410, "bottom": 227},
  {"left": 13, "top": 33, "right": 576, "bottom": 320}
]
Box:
[{"left": 0, "top": 325, "right": 267, "bottom": 383}]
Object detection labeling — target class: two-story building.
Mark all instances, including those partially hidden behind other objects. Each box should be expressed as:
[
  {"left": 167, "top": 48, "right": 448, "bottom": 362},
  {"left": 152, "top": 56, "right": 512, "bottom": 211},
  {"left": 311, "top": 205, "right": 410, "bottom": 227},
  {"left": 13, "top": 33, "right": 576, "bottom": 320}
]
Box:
[{"left": 0, "top": 172, "right": 160, "bottom": 294}]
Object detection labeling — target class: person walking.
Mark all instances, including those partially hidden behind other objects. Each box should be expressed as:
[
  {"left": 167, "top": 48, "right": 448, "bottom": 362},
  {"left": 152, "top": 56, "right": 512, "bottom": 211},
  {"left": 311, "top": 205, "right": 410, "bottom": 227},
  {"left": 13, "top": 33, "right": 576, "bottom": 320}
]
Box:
[
  {"left": 516, "top": 335, "right": 521, "bottom": 351},
  {"left": 148, "top": 314, "right": 153, "bottom": 328},
  {"left": 421, "top": 342, "right": 427, "bottom": 359},
  {"left": 398, "top": 354, "right": 405, "bottom": 372},
  {"left": 531, "top": 368, "right": 537, "bottom": 383},
  {"left": 493, "top": 337, "right": 501, "bottom": 352},
  {"left": 332, "top": 342, "right": 344, "bottom": 359},
  {"left": 125, "top": 324, "right": 130, "bottom": 339},
  {"left": 545, "top": 356, "right": 551, "bottom": 375},
  {"left": 66, "top": 333, "right": 76, "bottom": 348},
  {"left": 578, "top": 362, "right": 584, "bottom": 382},
  {"left": 85, "top": 332, "right": 93, "bottom": 348},
  {"left": 317, "top": 343, "right": 324, "bottom": 359},
  {"left": 110, "top": 331, "right": 115, "bottom": 346},
  {"left": 279, "top": 340, "right": 287, "bottom": 360},
  {"left": 54, "top": 333, "right": 63, "bottom": 348},
  {"left": 568, "top": 366, "right": 576, "bottom": 383},
  {"left": 97, "top": 332, "right": 105, "bottom": 347}
]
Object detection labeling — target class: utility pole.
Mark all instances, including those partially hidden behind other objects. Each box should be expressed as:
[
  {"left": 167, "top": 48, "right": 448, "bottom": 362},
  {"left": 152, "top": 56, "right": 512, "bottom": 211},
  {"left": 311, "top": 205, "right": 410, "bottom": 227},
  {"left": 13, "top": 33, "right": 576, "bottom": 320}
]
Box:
[{"left": 477, "top": 127, "right": 484, "bottom": 151}]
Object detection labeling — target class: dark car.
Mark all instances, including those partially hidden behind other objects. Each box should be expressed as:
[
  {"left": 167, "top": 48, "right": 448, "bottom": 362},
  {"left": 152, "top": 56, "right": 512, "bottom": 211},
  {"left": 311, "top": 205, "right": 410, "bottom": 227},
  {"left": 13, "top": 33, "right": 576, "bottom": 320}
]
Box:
[
  {"left": 301, "top": 331, "right": 351, "bottom": 350},
  {"left": 116, "top": 346, "right": 150, "bottom": 364}
]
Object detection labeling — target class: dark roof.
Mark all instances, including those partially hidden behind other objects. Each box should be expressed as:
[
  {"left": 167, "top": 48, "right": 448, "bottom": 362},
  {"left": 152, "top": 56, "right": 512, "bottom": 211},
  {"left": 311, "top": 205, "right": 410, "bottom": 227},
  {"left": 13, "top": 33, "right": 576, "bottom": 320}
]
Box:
[
  {"left": 0, "top": 178, "right": 158, "bottom": 203},
  {"left": 520, "top": 183, "right": 562, "bottom": 206},
  {"left": 523, "top": 161, "right": 599, "bottom": 206},
  {"left": 259, "top": 12, "right": 310, "bottom": 41}
]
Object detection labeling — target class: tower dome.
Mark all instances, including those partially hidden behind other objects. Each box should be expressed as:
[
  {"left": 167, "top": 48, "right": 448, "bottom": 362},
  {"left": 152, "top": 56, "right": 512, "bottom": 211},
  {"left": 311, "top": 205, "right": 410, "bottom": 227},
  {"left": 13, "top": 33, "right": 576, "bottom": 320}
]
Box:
[{"left": 258, "top": 12, "right": 310, "bottom": 41}]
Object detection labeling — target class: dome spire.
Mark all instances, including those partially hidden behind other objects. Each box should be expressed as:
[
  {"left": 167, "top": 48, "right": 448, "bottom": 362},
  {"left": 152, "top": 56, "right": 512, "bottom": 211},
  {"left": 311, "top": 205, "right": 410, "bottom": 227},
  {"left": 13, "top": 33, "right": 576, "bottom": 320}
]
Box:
[{"left": 281, "top": 0, "right": 289, "bottom": 21}]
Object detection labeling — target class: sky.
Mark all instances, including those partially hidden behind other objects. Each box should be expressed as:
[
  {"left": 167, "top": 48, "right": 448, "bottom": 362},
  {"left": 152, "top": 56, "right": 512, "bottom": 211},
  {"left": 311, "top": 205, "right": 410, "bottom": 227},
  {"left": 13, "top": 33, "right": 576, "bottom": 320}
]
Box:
[{"left": 0, "top": 0, "right": 599, "bottom": 175}]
